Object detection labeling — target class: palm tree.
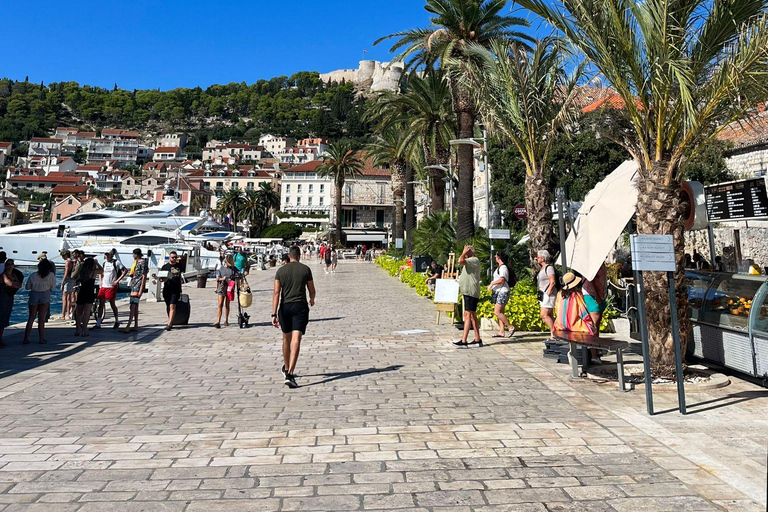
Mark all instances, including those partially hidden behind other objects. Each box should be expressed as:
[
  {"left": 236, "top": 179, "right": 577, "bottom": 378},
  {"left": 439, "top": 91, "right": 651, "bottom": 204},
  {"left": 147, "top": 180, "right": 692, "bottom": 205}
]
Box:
[
  {"left": 367, "top": 129, "right": 408, "bottom": 248},
  {"left": 462, "top": 38, "right": 584, "bottom": 267},
  {"left": 216, "top": 188, "right": 244, "bottom": 231},
  {"left": 377, "top": 0, "right": 531, "bottom": 241},
  {"left": 191, "top": 195, "right": 210, "bottom": 215},
  {"left": 369, "top": 70, "right": 457, "bottom": 212},
  {"left": 317, "top": 141, "right": 364, "bottom": 244},
  {"left": 254, "top": 182, "right": 280, "bottom": 234},
  {"left": 518, "top": 0, "right": 768, "bottom": 367}
]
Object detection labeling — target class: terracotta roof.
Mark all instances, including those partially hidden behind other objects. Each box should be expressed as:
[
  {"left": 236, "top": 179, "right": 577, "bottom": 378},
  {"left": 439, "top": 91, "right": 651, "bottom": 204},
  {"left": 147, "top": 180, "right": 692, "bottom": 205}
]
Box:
[
  {"left": 30, "top": 137, "right": 63, "bottom": 143},
  {"left": 582, "top": 93, "right": 644, "bottom": 113},
  {"left": 284, "top": 161, "right": 324, "bottom": 173},
  {"left": 71, "top": 132, "right": 96, "bottom": 138},
  {"left": 56, "top": 127, "right": 78, "bottom": 132},
  {"left": 717, "top": 106, "right": 768, "bottom": 148},
  {"left": 9, "top": 175, "right": 81, "bottom": 183},
  {"left": 359, "top": 152, "right": 391, "bottom": 177},
  {"left": 155, "top": 146, "right": 181, "bottom": 153},
  {"left": 52, "top": 185, "right": 88, "bottom": 195},
  {"left": 0, "top": 142, "right": 11, "bottom": 149},
  {"left": 143, "top": 162, "right": 166, "bottom": 170},
  {"left": 77, "top": 164, "right": 104, "bottom": 171},
  {"left": 102, "top": 129, "right": 139, "bottom": 138}
]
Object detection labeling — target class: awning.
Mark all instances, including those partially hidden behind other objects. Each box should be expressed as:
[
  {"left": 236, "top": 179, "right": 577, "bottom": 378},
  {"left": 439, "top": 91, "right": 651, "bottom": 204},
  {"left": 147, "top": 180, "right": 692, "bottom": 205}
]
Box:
[
  {"left": 346, "top": 234, "right": 386, "bottom": 242},
  {"left": 343, "top": 230, "right": 387, "bottom": 242}
]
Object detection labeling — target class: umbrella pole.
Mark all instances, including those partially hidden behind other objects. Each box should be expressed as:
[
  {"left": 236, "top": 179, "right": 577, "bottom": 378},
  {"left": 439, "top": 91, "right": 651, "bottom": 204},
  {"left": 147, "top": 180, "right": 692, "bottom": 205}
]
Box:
[{"left": 556, "top": 187, "right": 568, "bottom": 272}]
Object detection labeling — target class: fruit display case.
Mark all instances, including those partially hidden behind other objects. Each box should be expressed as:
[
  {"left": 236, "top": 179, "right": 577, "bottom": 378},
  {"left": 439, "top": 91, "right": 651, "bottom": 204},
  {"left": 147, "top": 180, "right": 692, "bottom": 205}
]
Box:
[{"left": 685, "top": 271, "right": 768, "bottom": 379}]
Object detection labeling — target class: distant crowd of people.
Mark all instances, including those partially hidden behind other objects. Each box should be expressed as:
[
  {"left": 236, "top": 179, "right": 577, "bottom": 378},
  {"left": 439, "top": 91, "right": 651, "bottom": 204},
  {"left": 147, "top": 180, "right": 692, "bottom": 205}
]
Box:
[{"left": 0, "top": 248, "right": 149, "bottom": 348}]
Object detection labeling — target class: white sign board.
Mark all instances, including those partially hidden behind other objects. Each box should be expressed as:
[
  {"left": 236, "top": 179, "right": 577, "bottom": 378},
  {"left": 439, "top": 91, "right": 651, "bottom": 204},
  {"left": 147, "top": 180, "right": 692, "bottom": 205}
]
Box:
[
  {"left": 489, "top": 228, "right": 511, "bottom": 240},
  {"left": 434, "top": 279, "right": 460, "bottom": 304},
  {"left": 631, "top": 234, "right": 676, "bottom": 272},
  {"left": 395, "top": 238, "right": 404, "bottom": 249}
]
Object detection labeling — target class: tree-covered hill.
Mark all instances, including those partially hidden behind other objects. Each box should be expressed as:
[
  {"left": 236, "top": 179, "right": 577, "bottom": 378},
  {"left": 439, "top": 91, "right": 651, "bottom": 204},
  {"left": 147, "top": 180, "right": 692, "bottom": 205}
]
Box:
[{"left": 0, "top": 72, "right": 372, "bottom": 147}]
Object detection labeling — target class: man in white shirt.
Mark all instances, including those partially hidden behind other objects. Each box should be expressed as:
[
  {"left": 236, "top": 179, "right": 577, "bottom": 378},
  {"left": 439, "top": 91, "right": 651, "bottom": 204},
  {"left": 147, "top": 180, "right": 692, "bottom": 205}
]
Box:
[{"left": 94, "top": 251, "right": 128, "bottom": 329}]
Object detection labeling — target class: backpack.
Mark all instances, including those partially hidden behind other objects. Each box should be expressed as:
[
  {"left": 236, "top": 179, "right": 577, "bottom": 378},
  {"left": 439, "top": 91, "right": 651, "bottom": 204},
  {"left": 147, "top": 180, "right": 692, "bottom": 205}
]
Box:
[
  {"left": 71, "top": 260, "right": 82, "bottom": 281},
  {"left": 547, "top": 265, "right": 562, "bottom": 291}
]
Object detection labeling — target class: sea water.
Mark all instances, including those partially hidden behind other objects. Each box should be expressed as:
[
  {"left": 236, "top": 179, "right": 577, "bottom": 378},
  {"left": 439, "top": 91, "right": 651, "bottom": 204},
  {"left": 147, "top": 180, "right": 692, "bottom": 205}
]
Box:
[{"left": 9, "top": 266, "right": 126, "bottom": 325}]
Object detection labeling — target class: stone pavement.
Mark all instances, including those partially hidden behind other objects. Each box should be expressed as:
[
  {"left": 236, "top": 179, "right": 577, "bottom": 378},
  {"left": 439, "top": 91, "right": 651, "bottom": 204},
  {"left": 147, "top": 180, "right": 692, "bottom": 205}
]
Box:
[{"left": 0, "top": 260, "right": 765, "bottom": 511}]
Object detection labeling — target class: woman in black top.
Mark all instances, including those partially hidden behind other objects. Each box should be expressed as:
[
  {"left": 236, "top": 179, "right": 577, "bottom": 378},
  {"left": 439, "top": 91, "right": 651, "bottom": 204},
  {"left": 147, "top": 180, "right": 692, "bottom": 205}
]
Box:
[{"left": 75, "top": 257, "right": 102, "bottom": 337}]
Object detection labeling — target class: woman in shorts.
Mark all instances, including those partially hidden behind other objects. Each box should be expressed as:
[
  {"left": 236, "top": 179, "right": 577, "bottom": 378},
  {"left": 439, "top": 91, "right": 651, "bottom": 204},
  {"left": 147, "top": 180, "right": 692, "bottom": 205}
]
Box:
[
  {"left": 59, "top": 250, "right": 76, "bottom": 320},
  {"left": 214, "top": 254, "right": 235, "bottom": 328},
  {"left": 23, "top": 259, "right": 56, "bottom": 345},
  {"left": 121, "top": 249, "right": 148, "bottom": 333},
  {"left": 536, "top": 250, "right": 557, "bottom": 341},
  {"left": 488, "top": 251, "right": 515, "bottom": 338},
  {"left": 75, "top": 257, "right": 102, "bottom": 337}
]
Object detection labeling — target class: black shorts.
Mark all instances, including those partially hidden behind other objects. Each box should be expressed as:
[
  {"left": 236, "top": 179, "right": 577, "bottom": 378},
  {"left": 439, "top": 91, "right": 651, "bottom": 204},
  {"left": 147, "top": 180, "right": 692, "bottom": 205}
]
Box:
[
  {"left": 279, "top": 302, "right": 310, "bottom": 334},
  {"left": 463, "top": 295, "right": 480, "bottom": 312},
  {"left": 164, "top": 291, "right": 181, "bottom": 305}
]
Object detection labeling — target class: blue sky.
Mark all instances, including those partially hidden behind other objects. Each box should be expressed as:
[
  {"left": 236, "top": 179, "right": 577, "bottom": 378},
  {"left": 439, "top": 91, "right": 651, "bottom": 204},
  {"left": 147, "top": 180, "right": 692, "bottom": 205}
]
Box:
[{"left": 4, "top": 0, "right": 445, "bottom": 90}]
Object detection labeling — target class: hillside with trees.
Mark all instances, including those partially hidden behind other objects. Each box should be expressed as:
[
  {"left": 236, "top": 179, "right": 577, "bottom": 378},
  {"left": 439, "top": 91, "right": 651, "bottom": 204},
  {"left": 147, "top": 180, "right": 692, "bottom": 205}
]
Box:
[{"left": 0, "top": 72, "right": 372, "bottom": 150}]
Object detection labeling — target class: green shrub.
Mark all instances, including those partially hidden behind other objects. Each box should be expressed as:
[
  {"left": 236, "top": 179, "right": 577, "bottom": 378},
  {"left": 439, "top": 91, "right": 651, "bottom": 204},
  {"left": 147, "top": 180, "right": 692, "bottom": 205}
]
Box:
[
  {"left": 376, "top": 256, "right": 619, "bottom": 333},
  {"left": 261, "top": 222, "right": 302, "bottom": 240}
]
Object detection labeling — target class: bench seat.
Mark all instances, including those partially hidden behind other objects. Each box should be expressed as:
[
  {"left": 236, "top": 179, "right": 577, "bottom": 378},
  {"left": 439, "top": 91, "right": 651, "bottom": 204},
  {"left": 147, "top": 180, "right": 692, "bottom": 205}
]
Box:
[{"left": 553, "top": 329, "right": 630, "bottom": 392}]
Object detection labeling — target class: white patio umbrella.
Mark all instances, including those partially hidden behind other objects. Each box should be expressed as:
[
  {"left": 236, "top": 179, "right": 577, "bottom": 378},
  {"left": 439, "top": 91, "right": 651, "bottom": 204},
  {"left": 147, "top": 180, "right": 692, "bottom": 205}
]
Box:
[{"left": 565, "top": 160, "right": 640, "bottom": 281}]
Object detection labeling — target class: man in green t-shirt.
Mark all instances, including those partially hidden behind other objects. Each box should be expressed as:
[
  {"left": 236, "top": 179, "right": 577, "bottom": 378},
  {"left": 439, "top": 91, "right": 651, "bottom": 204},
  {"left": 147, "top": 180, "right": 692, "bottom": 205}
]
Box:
[
  {"left": 455, "top": 245, "right": 482, "bottom": 347},
  {"left": 272, "top": 246, "right": 316, "bottom": 388}
]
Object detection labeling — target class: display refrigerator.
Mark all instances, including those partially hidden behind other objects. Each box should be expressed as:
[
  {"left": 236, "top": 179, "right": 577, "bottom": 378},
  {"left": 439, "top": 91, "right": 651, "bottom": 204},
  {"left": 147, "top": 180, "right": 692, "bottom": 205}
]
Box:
[{"left": 685, "top": 271, "right": 768, "bottom": 379}]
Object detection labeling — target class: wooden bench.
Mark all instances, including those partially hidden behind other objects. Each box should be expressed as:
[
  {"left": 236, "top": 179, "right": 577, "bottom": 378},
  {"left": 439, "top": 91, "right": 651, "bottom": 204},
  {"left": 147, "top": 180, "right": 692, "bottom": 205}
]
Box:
[{"left": 553, "top": 330, "right": 630, "bottom": 392}]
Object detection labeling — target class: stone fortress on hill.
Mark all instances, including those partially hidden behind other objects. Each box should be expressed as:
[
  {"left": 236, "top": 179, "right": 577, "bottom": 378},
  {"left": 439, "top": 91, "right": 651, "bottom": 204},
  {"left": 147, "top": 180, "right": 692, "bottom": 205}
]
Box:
[{"left": 319, "top": 60, "right": 404, "bottom": 93}]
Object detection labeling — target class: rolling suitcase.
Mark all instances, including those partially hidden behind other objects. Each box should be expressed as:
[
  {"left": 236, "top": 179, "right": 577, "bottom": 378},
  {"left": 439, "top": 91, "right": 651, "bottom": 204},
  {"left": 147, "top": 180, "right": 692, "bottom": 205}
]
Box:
[{"left": 172, "top": 294, "right": 190, "bottom": 325}]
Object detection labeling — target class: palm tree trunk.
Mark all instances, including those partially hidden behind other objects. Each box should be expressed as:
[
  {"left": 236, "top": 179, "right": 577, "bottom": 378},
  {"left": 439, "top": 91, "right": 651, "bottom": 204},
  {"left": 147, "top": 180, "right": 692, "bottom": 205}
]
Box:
[
  {"left": 525, "top": 170, "right": 557, "bottom": 270},
  {"left": 335, "top": 181, "right": 344, "bottom": 245},
  {"left": 636, "top": 163, "right": 690, "bottom": 370},
  {"left": 424, "top": 145, "right": 446, "bottom": 212},
  {"left": 405, "top": 163, "right": 416, "bottom": 254},
  {"left": 391, "top": 160, "right": 406, "bottom": 248},
  {"left": 450, "top": 79, "right": 476, "bottom": 241}
]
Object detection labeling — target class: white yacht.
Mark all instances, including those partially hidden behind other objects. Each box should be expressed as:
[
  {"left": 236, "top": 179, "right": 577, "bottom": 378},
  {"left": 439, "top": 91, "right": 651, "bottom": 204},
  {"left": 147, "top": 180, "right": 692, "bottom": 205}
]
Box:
[{"left": 0, "top": 199, "right": 198, "bottom": 266}]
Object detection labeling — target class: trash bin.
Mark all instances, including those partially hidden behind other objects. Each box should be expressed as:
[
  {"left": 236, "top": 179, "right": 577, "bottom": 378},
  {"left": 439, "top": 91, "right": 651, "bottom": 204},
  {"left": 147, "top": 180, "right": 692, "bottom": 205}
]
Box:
[{"left": 196, "top": 274, "right": 208, "bottom": 288}]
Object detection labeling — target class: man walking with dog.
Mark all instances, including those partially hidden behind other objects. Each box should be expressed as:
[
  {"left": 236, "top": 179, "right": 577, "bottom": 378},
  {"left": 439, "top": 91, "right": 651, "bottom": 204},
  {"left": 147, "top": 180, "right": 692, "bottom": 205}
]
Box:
[{"left": 272, "top": 246, "right": 315, "bottom": 389}]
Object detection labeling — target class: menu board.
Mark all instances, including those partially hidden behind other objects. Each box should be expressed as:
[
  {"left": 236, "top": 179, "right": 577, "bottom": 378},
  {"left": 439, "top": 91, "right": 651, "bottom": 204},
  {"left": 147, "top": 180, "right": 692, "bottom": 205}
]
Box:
[{"left": 705, "top": 178, "right": 768, "bottom": 221}]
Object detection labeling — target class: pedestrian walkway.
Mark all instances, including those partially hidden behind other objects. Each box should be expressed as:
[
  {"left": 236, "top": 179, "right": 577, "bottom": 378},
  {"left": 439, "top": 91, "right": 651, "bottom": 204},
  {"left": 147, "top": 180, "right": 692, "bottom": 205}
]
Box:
[{"left": 0, "top": 261, "right": 764, "bottom": 511}]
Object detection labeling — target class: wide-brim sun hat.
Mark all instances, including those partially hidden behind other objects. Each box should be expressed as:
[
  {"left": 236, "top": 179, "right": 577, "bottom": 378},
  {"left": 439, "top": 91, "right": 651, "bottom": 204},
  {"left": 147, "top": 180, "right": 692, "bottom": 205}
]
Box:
[{"left": 561, "top": 272, "right": 583, "bottom": 291}]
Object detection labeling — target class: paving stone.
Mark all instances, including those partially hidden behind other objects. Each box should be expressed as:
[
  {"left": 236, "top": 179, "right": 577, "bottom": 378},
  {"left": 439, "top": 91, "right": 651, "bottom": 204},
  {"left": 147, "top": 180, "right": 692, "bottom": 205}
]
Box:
[
  {"left": 0, "top": 264, "right": 755, "bottom": 511},
  {"left": 282, "top": 495, "right": 361, "bottom": 511}
]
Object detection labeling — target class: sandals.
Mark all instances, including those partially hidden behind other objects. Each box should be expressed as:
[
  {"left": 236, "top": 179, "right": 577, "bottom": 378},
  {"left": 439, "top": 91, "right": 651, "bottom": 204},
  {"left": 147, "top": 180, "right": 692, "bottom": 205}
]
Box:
[
  {"left": 22, "top": 339, "right": 30, "bottom": 345},
  {"left": 213, "top": 323, "right": 221, "bottom": 329},
  {"left": 492, "top": 334, "right": 504, "bottom": 338},
  {"left": 39, "top": 339, "right": 47, "bottom": 345}
]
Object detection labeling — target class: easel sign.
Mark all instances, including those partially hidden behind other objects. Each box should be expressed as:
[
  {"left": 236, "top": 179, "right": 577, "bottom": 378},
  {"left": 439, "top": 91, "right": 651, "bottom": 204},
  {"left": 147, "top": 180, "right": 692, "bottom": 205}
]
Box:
[{"left": 434, "top": 279, "right": 460, "bottom": 325}]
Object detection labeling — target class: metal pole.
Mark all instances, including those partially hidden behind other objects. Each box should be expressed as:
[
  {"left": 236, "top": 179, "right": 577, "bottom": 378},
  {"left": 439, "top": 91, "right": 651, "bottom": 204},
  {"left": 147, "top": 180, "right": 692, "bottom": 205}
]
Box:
[
  {"left": 707, "top": 224, "right": 717, "bottom": 268},
  {"left": 557, "top": 188, "right": 567, "bottom": 272},
  {"left": 448, "top": 159, "right": 453, "bottom": 225},
  {"left": 483, "top": 130, "right": 493, "bottom": 275},
  {"left": 667, "top": 271, "right": 687, "bottom": 415},
  {"left": 634, "top": 269, "right": 654, "bottom": 415}
]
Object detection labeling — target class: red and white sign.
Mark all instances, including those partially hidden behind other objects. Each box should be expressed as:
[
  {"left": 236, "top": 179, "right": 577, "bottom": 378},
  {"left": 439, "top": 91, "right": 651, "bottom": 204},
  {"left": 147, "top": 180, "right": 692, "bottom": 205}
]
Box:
[{"left": 513, "top": 205, "right": 527, "bottom": 219}]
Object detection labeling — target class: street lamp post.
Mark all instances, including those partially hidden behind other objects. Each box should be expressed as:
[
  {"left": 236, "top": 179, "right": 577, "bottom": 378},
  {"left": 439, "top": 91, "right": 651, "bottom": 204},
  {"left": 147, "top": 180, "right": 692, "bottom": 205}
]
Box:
[
  {"left": 424, "top": 163, "right": 455, "bottom": 223},
  {"left": 450, "top": 131, "right": 492, "bottom": 273}
]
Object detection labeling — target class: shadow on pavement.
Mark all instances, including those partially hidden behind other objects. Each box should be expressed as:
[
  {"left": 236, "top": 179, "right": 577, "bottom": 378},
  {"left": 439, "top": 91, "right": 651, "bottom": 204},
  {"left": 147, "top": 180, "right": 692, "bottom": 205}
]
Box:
[
  {"left": 656, "top": 389, "right": 768, "bottom": 415},
  {"left": 0, "top": 321, "right": 166, "bottom": 381},
  {"left": 301, "top": 365, "right": 404, "bottom": 387}
]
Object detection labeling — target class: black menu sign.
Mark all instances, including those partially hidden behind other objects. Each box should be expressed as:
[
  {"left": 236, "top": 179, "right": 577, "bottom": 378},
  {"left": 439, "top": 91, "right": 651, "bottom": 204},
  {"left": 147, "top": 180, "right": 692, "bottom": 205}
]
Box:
[{"left": 705, "top": 178, "right": 768, "bottom": 221}]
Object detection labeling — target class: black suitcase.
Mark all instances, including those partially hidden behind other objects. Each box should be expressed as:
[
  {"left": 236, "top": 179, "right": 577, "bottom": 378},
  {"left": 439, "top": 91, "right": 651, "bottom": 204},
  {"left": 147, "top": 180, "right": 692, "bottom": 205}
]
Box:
[{"left": 172, "top": 294, "right": 190, "bottom": 325}]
